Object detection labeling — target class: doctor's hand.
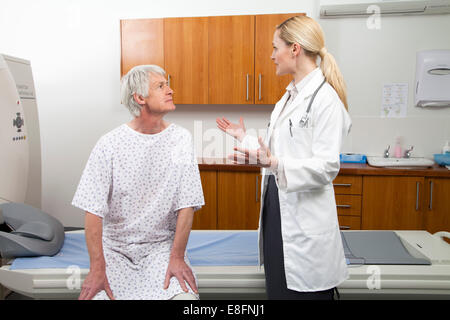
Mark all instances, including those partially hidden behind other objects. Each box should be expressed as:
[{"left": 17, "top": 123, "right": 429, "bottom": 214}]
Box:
[
  {"left": 78, "top": 267, "right": 115, "bottom": 300},
  {"left": 164, "top": 256, "right": 198, "bottom": 294},
  {"left": 228, "top": 136, "right": 278, "bottom": 169},
  {"left": 216, "top": 117, "right": 246, "bottom": 142}
]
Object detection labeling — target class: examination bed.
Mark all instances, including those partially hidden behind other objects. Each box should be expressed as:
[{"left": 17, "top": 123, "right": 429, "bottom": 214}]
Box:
[{"left": 1, "top": 230, "right": 450, "bottom": 300}]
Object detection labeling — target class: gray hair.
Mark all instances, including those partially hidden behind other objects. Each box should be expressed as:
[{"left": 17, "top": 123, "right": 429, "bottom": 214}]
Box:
[{"left": 120, "top": 65, "right": 166, "bottom": 117}]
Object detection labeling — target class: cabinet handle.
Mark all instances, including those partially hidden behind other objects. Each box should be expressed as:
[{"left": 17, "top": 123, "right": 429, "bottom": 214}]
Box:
[
  {"left": 416, "top": 182, "right": 420, "bottom": 211},
  {"left": 340, "top": 226, "right": 351, "bottom": 230},
  {"left": 168, "top": 74, "right": 171, "bottom": 88},
  {"left": 246, "top": 74, "right": 249, "bottom": 101},
  {"left": 333, "top": 183, "right": 352, "bottom": 187},
  {"left": 255, "top": 175, "right": 259, "bottom": 202},
  {"left": 258, "top": 74, "right": 262, "bottom": 101},
  {"left": 429, "top": 180, "right": 433, "bottom": 210},
  {"left": 337, "top": 205, "right": 351, "bottom": 208}
]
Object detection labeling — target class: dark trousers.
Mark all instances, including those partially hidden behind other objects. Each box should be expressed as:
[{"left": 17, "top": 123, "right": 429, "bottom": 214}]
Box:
[{"left": 262, "top": 175, "right": 336, "bottom": 300}]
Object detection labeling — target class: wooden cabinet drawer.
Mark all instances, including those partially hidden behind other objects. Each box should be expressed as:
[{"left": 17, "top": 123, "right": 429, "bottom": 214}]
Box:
[
  {"left": 333, "top": 175, "right": 362, "bottom": 195},
  {"left": 338, "top": 216, "right": 361, "bottom": 230},
  {"left": 336, "top": 195, "right": 361, "bottom": 216}
]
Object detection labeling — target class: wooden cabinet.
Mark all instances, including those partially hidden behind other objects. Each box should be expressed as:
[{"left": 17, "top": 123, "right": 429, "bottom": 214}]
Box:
[
  {"left": 120, "top": 13, "right": 303, "bottom": 104},
  {"left": 196, "top": 162, "right": 450, "bottom": 232},
  {"left": 423, "top": 178, "right": 450, "bottom": 234},
  {"left": 362, "top": 176, "right": 425, "bottom": 230},
  {"left": 120, "top": 19, "right": 164, "bottom": 77},
  {"left": 195, "top": 162, "right": 450, "bottom": 233},
  {"left": 254, "top": 14, "right": 299, "bottom": 104},
  {"left": 164, "top": 17, "right": 209, "bottom": 104},
  {"left": 208, "top": 15, "right": 255, "bottom": 104},
  {"left": 193, "top": 169, "right": 261, "bottom": 230},
  {"left": 217, "top": 171, "right": 261, "bottom": 229},
  {"left": 333, "top": 175, "right": 362, "bottom": 230},
  {"left": 192, "top": 170, "right": 217, "bottom": 230}
]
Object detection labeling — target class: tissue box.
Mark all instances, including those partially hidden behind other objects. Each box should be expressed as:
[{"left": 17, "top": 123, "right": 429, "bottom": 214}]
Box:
[{"left": 340, "top": 153, "right": 367, "bottom": 164}]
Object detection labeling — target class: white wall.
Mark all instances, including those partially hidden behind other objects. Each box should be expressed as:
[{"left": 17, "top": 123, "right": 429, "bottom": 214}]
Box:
[{"left": 1, "top": 0, "right": 449, "bottom": 227}]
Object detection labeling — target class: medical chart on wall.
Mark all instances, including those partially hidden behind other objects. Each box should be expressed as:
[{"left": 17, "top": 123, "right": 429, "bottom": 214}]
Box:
[{"left": 381, "top": 83, "right": 408, "bottom": 118}]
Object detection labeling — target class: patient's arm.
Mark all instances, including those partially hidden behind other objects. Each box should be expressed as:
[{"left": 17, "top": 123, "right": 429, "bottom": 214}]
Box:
[
  {"left": 78, "top": 211, "right": 115, "bottom": 300},
  {"left": 164, "top": 207, "right": 198, "bottom": 294}
]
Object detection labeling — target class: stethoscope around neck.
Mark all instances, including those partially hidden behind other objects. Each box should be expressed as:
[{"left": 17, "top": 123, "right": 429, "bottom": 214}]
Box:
[
  {"left": 298, "top": 79, "right": 327, "bottom": 129},
  {"left": 266, "top": 79, "right": 327, "bottom": 138}
]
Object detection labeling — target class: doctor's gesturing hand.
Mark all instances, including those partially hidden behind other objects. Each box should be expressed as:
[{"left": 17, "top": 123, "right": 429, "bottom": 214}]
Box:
[
  {"left": 216, "top": 117, "right": 278, "bottom": 169},
  {"left": 230, "top": 136, "right": 278, "bottom": 169},
  {"left": 216, "top": 117, "right": 246, "bottom": 142}
]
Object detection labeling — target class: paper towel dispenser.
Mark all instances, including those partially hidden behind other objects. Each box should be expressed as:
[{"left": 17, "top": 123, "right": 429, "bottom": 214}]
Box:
[{"left": 415, "top": 50, "right": 450, "bottom": 108}]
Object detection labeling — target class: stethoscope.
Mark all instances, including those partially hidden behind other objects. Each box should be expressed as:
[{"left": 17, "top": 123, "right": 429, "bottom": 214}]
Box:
[
  {"left": 297, "top": 79, "right": 327, "bottom": 130},
  {"left": 267, "top": 79, "right": 327, "bottom": 138}
]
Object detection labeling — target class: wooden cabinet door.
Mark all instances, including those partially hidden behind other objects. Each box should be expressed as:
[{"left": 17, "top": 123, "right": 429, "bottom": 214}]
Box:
[
  {"left": 362, "top": 176, "right": 425, "bottom": 230},
  {"left": 120, "top": 19, "right": 164, "bottom": 77},
  {"left": 164, "top": 17, "right": 209, "bottom": 104},
  {"left": 254, "top": 14, "right": 301, "bottom": 104},
  {"left": 217, "top": 171, "right": 261, "bottom": 229},
  {"left": 192, "top": 170, "right": 217, "bottom": 230},
  {"left": 208, "top": 15, "right": 255, "bottom": 104},
  {"left": 424, "top": 178, "right": 450, "bottom": 234}
]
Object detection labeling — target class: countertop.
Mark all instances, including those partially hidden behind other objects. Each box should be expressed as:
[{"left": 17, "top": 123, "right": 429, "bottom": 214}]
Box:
[{"left": 197, "top": 158, "right": 450, "bottom": 177}]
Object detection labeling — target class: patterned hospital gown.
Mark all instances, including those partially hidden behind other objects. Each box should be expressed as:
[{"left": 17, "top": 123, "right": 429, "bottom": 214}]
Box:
[{"left": 72, "top": 123, "right": 205, "bottom": 300}]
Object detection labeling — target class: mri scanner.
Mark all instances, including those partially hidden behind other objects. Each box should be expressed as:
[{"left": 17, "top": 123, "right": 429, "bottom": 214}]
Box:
[
  {"left": 0, "top": 54, "right": 41, "bottom": 208},
  {"left": 1, "top": 54, "right": 450, "bottom": 300}
]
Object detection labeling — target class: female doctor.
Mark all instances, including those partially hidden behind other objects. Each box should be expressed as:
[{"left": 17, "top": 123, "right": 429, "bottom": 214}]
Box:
[{"left": 216, "top": 15, "right": 352, "bottom": 300}]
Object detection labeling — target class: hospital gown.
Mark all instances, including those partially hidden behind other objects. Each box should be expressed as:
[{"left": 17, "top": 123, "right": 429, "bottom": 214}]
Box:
[{"left": 72, "top": 123, "right": 205, "bottom": 300}]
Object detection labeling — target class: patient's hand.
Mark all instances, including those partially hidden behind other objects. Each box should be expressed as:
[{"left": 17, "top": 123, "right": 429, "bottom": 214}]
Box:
[
  {"left": 216, "top": 117, "right": 246, "bottom": 142},
  {"left": 164, "top": 256, "right": 198, "bottom": 294},
  {"left": 78, "top": 268, "right": 115, "bottom": 300}
]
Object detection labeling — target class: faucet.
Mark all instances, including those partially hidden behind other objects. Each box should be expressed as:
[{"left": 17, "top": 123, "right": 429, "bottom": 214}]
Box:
[
  {"left": 383, "top": 145, "right": 390, "bottom": 158},
  {"left": 404, "top": 146, "right": 414, "bottom": 158}
]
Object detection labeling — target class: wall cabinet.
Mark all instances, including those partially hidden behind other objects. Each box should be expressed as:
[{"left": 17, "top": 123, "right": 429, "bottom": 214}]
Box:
[
  {"left": 208, "top": 15, "right": 255, "bottom": 104},
  {"left": 164, "top": 17, "right": 209, "bottom": 104},
  {"left": 254, "top": 14, "right": 297, "bottom": 104},
  {"left": 120, "top": 13, "right": 303, "bottom": 104},
  {"left": 120, "top": 19, "right": 164, "bottom": 77}
]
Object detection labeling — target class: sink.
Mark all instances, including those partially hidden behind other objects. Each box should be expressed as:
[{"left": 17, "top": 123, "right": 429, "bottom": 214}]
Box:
[{"left": 367, "top": 156, "right": 434, "bottom": 168}]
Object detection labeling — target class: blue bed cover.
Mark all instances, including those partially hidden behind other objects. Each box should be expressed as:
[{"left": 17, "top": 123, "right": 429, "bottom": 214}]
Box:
[
  {"left": 10, "top": 230, "right": 428, "bottom": 270},
  {"left": 10, "top": 231, "right": 259, "bottom": 270}
]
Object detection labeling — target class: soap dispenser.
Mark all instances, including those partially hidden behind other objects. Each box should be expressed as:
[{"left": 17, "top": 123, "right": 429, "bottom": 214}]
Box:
[
  {"left": 394, "top": 137, "right": 402, "bottom": 158},
  {"left": 443, "top": 141, "right": 450, "bottom": 154}
]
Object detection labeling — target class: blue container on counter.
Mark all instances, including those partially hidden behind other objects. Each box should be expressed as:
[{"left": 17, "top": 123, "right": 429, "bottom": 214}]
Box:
[
  {"left": 340, "top": 153, "right": 367, "bottom": 164},
  {"left": 434, "top": 153, "right": 450, "bottom": 166}
]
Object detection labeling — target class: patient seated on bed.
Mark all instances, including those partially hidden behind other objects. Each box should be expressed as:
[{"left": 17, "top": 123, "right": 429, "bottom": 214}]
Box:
[{"left": 72, "top": 65, "right": 205, "bottom": 300}]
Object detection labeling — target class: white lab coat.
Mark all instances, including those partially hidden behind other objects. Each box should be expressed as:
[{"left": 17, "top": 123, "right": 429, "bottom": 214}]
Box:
[{"left": 241, "top": 69, "right": 352, "bottom": 292}]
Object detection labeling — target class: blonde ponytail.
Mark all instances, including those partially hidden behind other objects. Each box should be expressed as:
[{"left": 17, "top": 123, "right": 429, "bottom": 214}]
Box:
[
  {"left": 277, "top": 16, "right": 348, "bottom": 110},
  {"left": 319, "top": 47, "right": 348, "bottom": 109}
]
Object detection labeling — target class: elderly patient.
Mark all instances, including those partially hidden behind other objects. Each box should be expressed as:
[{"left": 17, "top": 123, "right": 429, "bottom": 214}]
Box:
[{"left": 72, "top": 65, "right": 205, "bottom": 300}]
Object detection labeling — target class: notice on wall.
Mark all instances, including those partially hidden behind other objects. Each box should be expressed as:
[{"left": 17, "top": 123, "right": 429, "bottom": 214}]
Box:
[{"left": 381, "top": 83, "right": 408, "bottom": 118}]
